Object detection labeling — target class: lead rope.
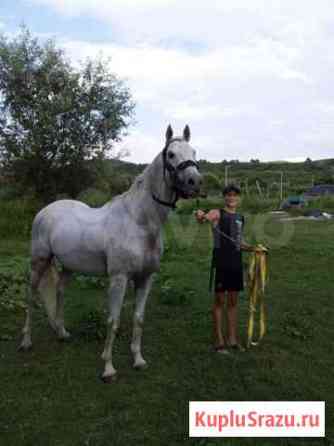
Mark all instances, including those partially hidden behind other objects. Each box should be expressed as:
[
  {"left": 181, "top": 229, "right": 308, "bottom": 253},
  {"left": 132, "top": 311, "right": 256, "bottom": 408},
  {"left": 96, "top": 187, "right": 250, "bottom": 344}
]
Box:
[{"left": 212, "top": 224, "right": 239, "bottom": 246}]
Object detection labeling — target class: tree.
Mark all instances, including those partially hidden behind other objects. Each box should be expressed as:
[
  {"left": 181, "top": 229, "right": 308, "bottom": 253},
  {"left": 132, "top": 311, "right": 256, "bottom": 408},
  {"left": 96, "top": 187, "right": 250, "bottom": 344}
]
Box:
[
  {"left": 304, "top": 157, "right": 313, "bottom": 169},
  {"left": 0, "top": 27, "right": 134, "bottom": 201},
  {"left": 250, "top": 158, "right": 260, "bottom": 165},
  {"left": 203, "top": 172, "right": 222, "bottom": 195}
]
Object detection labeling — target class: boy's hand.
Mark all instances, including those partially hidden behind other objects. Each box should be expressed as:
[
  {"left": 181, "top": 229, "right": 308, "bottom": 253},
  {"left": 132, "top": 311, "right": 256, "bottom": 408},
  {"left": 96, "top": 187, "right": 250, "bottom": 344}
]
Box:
[
  {"left": 253, "top": 244, "right": 269, "bottom": 253},
  {"left": 195, "top": 209, "right": 220, "bottom": 224}
]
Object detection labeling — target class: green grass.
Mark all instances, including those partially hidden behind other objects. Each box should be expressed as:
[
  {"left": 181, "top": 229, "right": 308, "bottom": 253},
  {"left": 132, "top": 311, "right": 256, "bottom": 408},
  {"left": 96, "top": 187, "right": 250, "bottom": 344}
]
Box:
[{"left": 0, "top": 215, "right": 333, "bottom": 446}]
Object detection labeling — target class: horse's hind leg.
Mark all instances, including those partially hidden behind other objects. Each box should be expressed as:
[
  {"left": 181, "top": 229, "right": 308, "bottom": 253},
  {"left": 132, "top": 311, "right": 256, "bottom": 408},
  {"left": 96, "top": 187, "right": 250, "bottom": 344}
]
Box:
[
  {"left": 131, "top": 274, "right": 153, "bottom": 369},
  {"left": 101, "top": 273, "right": 128, "bottom": 382},
  {"left": 19, "top": 258, "right": 50, "bottom": 351},
  {"left": 54, "top": 269, "right": 72, "bottom": 340}
]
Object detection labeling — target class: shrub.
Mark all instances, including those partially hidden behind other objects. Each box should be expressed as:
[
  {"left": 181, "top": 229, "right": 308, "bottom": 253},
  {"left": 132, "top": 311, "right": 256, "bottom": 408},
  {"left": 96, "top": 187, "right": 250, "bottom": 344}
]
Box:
[
  {"left": 77, "top": 188, "right": 110, "bottom": 207},
  {"left": 0, "top": 256, "right": 28, "bottom": 315},
  {"left": 305, "top": 196, "right": 334, "bottom": 212},
  {"left": 0, "top": 198, "right": 41, "bottom": 239}
]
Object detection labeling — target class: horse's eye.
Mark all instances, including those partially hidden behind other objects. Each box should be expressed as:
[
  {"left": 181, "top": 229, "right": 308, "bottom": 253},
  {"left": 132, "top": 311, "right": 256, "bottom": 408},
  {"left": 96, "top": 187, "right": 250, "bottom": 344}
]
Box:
[{"left": 168, "top": 152, "right": 175, "bottom": 159}]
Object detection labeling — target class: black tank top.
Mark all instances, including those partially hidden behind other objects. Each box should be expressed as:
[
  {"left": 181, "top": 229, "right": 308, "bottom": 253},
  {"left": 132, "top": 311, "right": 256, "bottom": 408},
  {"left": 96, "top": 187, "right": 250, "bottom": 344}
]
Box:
[{"left": 212, "top": 209, "right": 244, "bottom": 270}]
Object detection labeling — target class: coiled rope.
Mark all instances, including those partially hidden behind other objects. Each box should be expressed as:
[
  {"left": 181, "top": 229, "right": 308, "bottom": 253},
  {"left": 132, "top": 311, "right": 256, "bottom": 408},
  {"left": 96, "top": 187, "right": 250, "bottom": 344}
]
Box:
[{"left": 247, "top": 245, "right": 268, "bottom": 347}]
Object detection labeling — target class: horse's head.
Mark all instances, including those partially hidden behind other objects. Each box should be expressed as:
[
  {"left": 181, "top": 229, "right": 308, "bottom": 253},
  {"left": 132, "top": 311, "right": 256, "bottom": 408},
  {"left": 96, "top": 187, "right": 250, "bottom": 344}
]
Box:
[{"left": 162, "top": 124, "right": 202, "bottom": 199}]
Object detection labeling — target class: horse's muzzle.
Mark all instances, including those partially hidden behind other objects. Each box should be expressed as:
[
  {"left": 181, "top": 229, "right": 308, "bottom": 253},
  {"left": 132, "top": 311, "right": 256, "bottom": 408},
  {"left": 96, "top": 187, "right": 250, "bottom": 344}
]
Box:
[{"left": 176, "top": 168, "right": 202, "bottom": 199}]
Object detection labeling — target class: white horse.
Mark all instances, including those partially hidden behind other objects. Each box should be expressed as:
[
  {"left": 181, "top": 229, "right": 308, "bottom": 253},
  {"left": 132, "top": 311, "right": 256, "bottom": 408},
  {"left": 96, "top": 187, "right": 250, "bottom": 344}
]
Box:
[{"left": 19, "top": 124, "right": 202, "bottom": 382}]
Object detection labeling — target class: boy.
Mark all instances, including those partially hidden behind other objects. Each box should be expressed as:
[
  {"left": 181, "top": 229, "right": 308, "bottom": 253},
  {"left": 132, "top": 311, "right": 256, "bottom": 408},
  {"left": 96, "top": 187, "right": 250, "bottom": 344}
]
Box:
[{"left": 196, "top": 184, "right": 258, "bottom": 354}]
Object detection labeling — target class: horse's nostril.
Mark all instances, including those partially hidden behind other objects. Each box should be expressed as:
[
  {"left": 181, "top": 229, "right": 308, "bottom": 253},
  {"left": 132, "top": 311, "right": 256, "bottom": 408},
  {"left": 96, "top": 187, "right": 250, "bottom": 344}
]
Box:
[{"left": 188, "top": 178, "right": 195, "bottom": 186}]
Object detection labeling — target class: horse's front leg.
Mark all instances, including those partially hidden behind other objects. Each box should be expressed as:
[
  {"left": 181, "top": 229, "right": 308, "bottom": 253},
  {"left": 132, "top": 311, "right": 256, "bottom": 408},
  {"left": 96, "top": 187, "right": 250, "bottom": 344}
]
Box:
[
  {"left": 101, "top": 273, "right": 128, "bottom": 383},
  {"left": 131, "top": 274, "right": 154, "bottom": 369}
]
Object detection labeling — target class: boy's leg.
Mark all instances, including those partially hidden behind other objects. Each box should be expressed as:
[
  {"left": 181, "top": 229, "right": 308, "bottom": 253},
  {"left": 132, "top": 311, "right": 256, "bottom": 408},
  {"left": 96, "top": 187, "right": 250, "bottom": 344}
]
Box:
[
  {"left": 213, "top": 291, "right": 225, "bottom": 348},
  {"left": 227, "top": 291, "right": 239, "bottom": 345}
]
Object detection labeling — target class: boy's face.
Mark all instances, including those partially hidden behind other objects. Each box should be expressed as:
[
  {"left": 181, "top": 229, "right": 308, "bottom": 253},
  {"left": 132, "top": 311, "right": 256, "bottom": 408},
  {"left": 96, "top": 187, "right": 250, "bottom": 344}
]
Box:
[{"left": 224, "top": 191, "right": 240, "bottom": 209}]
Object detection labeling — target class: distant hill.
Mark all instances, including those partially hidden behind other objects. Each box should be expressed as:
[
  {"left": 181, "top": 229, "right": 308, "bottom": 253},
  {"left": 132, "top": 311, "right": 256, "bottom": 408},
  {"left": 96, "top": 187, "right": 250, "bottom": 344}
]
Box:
[
  {"left": 1, "top": 155, "right": 333, "bottom": 200},
  {"left": 107, "top": 157, "right": 334, "bottom": 197}
]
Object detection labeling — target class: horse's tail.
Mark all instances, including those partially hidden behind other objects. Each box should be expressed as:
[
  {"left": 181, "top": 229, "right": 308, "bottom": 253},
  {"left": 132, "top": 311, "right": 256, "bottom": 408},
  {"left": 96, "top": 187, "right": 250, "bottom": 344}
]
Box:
[{"left": 38, "top": 261, "right": 59, "bottom": 331}]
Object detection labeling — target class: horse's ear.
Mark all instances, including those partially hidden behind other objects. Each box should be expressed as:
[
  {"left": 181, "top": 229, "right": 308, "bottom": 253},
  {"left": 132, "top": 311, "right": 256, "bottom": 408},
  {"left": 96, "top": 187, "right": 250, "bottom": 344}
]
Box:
[
  {"left": 183, "top": 124, "right": 191, "bottom": 142},
  {"left": 166, "top": 124, "right": 173, "bottom": 143}
]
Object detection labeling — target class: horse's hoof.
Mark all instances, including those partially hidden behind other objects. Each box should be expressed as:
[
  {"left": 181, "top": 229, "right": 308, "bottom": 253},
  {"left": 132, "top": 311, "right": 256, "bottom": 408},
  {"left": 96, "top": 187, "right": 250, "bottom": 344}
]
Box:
[
  {"left": 58, "top": 331, "right": 71, "bottom": 342},
  {"left": 101, "top": 373, "right": 117, "bottom": 384},
  {"left": 133, "top": 360, "right": 147, "bottom": 370},
  {"left": 18, "top": 341, "right": 32, "bottom": 352}
]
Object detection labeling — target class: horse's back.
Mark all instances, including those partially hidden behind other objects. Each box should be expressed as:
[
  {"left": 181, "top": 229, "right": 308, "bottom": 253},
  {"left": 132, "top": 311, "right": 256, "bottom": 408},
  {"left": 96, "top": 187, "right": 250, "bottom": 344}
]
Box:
[
  {"left": 32, "top": 199, "right": 101, "bottom": 239},
  {"left": 31, "top": 199, "right": 109, "bottom": 273},
  {"left": 35, "top": 199, "right": 94, "bottom": 220}
]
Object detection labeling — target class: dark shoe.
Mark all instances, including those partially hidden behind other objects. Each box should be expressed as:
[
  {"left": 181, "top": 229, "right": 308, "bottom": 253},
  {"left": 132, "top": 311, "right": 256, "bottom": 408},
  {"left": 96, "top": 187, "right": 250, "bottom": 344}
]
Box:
[
  {"left": 214, "top": 344, "right": 230, "bottom": 355},
  {"left": 228, "top": 343, "right": 245, "bottom": 352}
]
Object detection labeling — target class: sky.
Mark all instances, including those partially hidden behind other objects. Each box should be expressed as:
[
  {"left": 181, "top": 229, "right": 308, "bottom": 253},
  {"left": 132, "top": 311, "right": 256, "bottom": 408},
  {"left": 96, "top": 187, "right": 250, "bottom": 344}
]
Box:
[{"left": 1, "top": 0, "right": 334, "bottom": 163}]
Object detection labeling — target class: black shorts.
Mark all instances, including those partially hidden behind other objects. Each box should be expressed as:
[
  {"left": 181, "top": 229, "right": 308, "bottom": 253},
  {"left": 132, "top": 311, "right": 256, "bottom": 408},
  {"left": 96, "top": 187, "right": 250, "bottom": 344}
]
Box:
[{"left": 214, "top": 267, "right": 244, "bottom": 293}]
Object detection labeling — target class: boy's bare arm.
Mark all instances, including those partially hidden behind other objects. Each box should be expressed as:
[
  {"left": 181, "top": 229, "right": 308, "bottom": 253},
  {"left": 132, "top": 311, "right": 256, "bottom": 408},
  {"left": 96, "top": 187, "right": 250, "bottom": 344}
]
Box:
[
  {"left": 241, "top": 240, "right": 268, "bottom": 252},
  {"left": 241, "top": 241, "right": 254, "bottom": 252}
]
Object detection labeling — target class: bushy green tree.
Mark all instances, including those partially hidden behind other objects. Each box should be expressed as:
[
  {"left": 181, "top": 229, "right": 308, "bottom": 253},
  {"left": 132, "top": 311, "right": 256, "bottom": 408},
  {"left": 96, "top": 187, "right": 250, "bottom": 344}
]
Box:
[
  {"left": 203, "top": 172, "right": 222, "bottom": 195},
  {"left": 0, "top": 27, "right": 134, "bottom": 201}
]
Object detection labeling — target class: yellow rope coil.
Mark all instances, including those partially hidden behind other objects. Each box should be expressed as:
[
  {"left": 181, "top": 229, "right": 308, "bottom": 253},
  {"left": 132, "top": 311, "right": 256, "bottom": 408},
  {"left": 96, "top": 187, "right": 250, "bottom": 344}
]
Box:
[{"left": 247, "top": 245, "right": 268, "bottom": 348}]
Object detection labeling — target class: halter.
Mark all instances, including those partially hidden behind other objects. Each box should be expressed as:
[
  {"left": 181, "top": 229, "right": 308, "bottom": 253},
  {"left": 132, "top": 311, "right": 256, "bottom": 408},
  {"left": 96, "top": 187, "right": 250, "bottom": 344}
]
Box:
[{"left": 152, "top": 138, "right": 199, "bottom": 209}]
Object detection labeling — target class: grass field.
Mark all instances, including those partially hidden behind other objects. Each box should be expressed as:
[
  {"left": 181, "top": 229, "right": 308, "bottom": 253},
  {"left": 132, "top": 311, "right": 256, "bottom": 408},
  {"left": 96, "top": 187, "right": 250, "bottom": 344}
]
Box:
[{"left": 0, "top": 214, "right": 333, "bottom": 446}]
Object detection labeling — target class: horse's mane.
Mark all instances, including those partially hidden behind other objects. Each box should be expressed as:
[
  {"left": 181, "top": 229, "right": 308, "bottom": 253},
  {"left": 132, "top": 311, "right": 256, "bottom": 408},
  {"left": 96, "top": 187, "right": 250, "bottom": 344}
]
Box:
[
  {"left": 127, "top": 153, "right": 161, "bottom": 196},
  {"left": 106, "top": 153, "right": 161, "bottom": 205}
]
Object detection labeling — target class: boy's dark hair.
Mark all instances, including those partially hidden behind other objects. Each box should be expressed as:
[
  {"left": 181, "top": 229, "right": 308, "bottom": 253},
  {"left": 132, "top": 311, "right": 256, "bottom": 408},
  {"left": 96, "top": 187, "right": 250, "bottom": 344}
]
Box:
[{"left": 223, "top": 184, "right": 241, "bottom": 196}]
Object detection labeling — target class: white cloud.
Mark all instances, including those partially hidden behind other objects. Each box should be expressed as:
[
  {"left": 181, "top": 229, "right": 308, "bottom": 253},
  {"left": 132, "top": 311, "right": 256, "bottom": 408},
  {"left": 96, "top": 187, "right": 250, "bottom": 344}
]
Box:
[
  {"left": 27, "top": 0, "right": 334, "bottom": 49},
  {"left": 281, "top": 157, "right": 307, "bottom": 163},
  {"left": 113, "top": 129, "right": 160, "bottom": 164},
  {"left": 22, "top": 0, "right": 334, "bottom": 162}
]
